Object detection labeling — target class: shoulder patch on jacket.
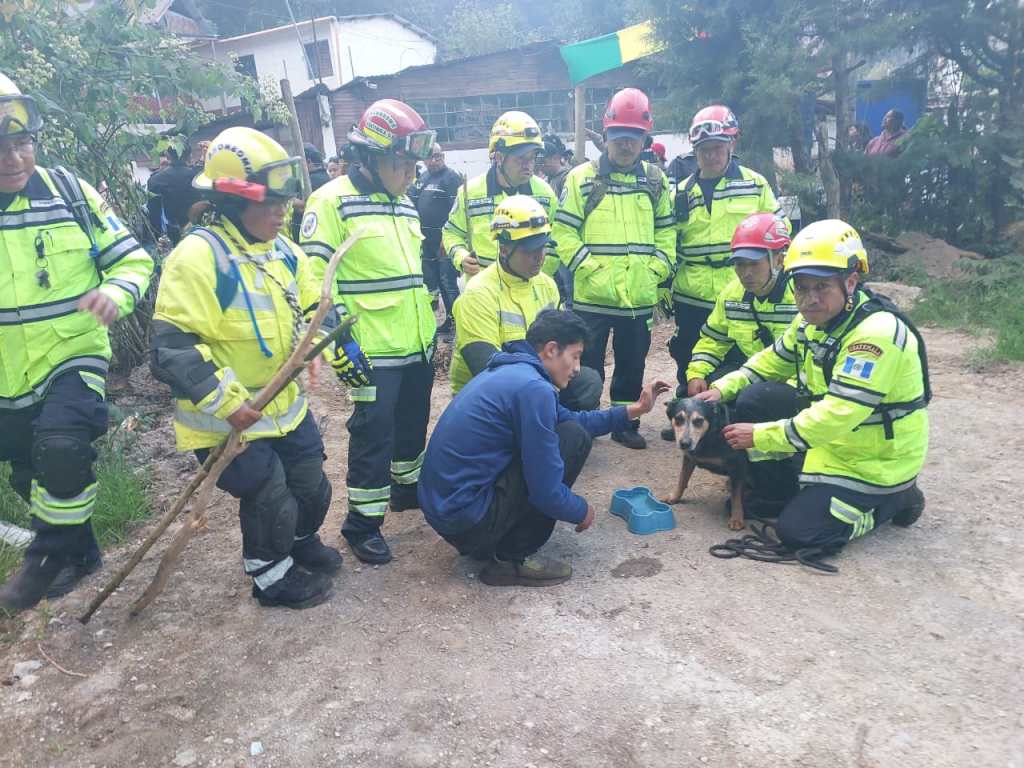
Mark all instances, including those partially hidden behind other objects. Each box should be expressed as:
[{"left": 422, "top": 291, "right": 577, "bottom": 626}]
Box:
[
  {"left": 848, "top": 341, "right": 883, "bottom": 358},
  {"left": 300, "top": 211, "right": 318, "bottom": 239},
  {"left": 841, "top": 355, "right": 876, "bottom": 380}
]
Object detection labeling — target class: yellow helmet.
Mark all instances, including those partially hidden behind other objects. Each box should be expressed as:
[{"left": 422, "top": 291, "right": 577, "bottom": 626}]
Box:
[
  {"left": 0, "top": 72, "right": 42, "bottom": 137},
  {"left": 491, "top": 194, "right": 550, "bottom": 248},
  {"left": 489, "top": 111, "right": 542, "bottom": 154},
  {"left": 193, "top": 127, "right": 302, "bottom": 201},
  {"left": 784, "top": 219, "right": 869, "bottom": 276}
]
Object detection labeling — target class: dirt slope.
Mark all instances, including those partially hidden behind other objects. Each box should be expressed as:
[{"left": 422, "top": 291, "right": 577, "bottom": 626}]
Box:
[{"left": 1, "top": 325, "right": 1022, "bottom": 768}]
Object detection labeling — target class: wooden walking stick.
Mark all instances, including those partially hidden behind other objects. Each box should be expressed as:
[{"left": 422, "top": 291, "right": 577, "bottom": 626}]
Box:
[{"left": 79, "top": 231, "right": 361, "bottom": 624}]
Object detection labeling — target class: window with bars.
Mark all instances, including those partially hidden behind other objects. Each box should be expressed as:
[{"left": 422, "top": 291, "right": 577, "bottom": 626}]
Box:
[
  {"left": 304, "top": 40, "right": 333, "bottom": 79},
  {"left": 234, "top": 54, "right": 257, "bottom": 80},
  {"left": 406, "top": 87, "right": 673, "bottom": 145}
]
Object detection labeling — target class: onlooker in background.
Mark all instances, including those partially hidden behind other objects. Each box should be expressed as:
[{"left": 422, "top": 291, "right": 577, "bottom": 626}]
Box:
[
  {"left": 191, "top": 140, "right": 210, "bottom": 168},
  {"left": 538, "top": 133, "right": 572, "bottom": 196},
  {"left": 650, "top": 142, "right": 667, "bottom": 170},
  {"left": 147, "top": 141, "right": 199, "bottom": 245},
  {"left": 847, "top": 123, "right": 871, "bottom": 152},
  {"left": 667, "top": 150, "right": 697, "bottom": 186},
  {"left": 304, "top": 143, "right": 330, "bottom": 190},
  {"left": 865, "top": 110, "right": 907, "bottom": 157},
  {"left": 327, "top": 155, "right": 345, "bottom": 179},
  {"left": 410, "top": 142, "right": 462, "bottom": 338}
]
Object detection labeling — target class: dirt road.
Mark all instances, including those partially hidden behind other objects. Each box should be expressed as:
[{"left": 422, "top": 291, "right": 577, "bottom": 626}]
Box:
[{"left": 1, "top": 325, "right": 1022, "bottom": 768}]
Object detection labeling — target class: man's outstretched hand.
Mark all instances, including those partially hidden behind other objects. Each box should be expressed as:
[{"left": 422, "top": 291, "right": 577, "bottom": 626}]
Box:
[
  {"left": 575, "top": 505, "right": 596, "bottom": 532},
  {"left": 626, "top": 379, "right": 672, "bottom": 420}
]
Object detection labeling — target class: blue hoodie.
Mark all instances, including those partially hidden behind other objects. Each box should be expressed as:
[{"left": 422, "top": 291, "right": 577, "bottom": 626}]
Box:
[{"left": 419, "top": 340, "right": 630, "bottom": 535}]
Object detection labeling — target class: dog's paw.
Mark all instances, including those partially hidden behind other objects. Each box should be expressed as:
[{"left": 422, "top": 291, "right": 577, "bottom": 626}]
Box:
[
  {"left": 727, "top": 518, "right": 746, "bottom": 531},
  {"left": 660, "top": 494, "right": 684, "bottom": 505}
]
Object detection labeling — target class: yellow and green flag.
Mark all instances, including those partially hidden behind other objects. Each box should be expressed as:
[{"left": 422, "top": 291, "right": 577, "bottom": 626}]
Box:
[{"left": 559, "top": 21, "right": 667, "bottom": 86}]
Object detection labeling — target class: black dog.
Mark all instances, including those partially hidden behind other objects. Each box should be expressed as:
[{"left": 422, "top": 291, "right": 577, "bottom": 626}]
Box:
[{"left": 661, "top": 396, "right": 750, "bottom": 530}]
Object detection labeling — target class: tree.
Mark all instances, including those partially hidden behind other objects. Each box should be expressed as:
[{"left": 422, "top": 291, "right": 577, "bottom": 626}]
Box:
[
  {"left": 0, "top": 0, "right": 253, "bottom": 369},
  {"left": 649, "top": 0, "right": 917, "bottom": 216}
]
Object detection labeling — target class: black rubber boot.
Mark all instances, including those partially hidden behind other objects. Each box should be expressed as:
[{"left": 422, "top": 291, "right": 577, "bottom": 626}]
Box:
[
  {"left": 46, "top": 551, "right": 103, "bottom": 600},
  {"left": 611, "top": 427, "right": 647, "bottom": 450},
  {"left": 0, "top": 552, "right": 67, "bottom": 613},
  {"left": 252, "top": 566, "right": 333, "bottom": 609},
  {"left": 343, "top": 530, "right": 393, "bottom": 565},
  {"left": 291, "top": 534, "right": 343, "bottom": 575},
  {"left": 892, "top": 485, "right": 926, "bottom": 527},
  {"left": 390, "top": 484, "right": 420, "bottom": 513}
]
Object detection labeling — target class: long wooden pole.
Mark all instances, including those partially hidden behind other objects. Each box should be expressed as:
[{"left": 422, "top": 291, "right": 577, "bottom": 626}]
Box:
[{"left": 281, "top": 77, "right": 313, "bottom": 199}]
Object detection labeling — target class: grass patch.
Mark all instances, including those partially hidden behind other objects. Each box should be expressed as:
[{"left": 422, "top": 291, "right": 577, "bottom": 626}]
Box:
[
  {"left": 0, "top": 424, "right": 150, "bottom": 586},
  {"left": 905, "top": 254, "right": 1024, "bottom": 364}
]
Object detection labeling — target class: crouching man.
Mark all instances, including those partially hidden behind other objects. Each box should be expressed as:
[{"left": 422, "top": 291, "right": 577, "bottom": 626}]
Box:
[{"left": 419, "top": 310, "right": 670, "bottom": 586}]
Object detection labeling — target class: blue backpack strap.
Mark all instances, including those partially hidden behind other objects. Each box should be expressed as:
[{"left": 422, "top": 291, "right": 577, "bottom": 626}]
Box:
[
  {"left": 189, "top": 226, "right": 240, "bottom": 312},
  {"left": 273, "top": 235, "right": 299, "bottom": 276}
]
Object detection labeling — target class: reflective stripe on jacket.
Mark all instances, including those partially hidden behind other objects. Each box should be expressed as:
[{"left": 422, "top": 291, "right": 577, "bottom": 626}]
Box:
[
  {"left": 552, "top": 156, "right": 674, "bottom": 317},
  {"left": 686, "top": 276, "right": 798, "bottom": 381},
  {"left": 442, "top": 167, "right": 559, "bottom": 278},
  {"left": 301, "top": 170, "right": 436, "bottom": 367},
  {"left": 714, "top": 292, "right": 929, "bottom": 494},
  {"left": 0, "top": 168, "right": 153, "bottom": 409},
  {"left": 450, "top": 260, "right": 560, "bottom": 392},
  {"left": 672, "top": 163, "right": 779, "bottom": 309},
  {"left": 151, "top": 219, "right": 321, "bottom": 450}
]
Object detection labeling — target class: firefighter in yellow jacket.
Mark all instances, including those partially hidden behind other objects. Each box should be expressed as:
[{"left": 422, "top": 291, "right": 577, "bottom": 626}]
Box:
[
  {"left": 552, "top": 88, "right": 675, "bottom": 449},
  {"left": 703, "top": 220, "right": 928, "bottom": 559},
  {"left": 151, "top": 127, "right": 370, "bottom": 609},
  {"left": 442, "top": 111, "right": 559, "bottom": 280},
  {"left": 670, "top": 106, "right": 780, "bottom": 388},
  {"left": 0, "top": 74, "right": 153, "bottom": 612},
  {"left": 301, "top": 100, "right": 437, "bottom": 565},
  {"left": 450, "top": 195, "right": 602, "bottom": 409}
]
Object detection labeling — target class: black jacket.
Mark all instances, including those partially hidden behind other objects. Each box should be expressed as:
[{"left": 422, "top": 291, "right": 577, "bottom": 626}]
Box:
[
  {"left": 410, "top": 166, "right": 463, "bottom": 241},
  {"left": 147, "top": 163, "right": 199, "bottom": 230}
]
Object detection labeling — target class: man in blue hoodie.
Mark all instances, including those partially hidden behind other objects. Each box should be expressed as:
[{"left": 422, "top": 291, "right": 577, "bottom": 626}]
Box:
[{"left": 419, "top": 310, "right": 671, "bottom": 586}]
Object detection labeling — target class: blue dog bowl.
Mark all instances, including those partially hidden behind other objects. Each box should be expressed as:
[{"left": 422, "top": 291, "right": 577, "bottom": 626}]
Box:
[{"left": 610, "top": 486, "right": 676, "bottom": 535}]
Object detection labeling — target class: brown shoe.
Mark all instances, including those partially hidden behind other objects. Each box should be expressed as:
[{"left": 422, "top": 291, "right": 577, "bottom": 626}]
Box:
[{"left": 479, "top": 555, "right": 572, "bottom": 587}]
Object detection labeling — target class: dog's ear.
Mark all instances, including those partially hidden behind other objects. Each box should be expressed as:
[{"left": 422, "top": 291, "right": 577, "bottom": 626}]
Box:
[{"left": 665, "top": 396, "right": 680, "bottom": 417}]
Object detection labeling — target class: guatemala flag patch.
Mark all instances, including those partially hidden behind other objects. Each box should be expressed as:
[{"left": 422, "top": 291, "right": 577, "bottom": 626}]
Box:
[{"left": 841, "top": 356, "right": 875, "bottom": 380}]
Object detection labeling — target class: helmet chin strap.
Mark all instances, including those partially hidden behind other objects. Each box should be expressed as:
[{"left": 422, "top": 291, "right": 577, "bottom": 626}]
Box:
[
  {"left": 498, "top": 242, "right": 529, "bottom": 281},
  {"left": 363, "top": 154, "right": 394, "bottom": 199}
]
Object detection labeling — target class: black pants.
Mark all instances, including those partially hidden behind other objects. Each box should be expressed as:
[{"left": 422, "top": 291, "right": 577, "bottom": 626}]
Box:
[
  {"left": 576, "top": 310, "right": 651, "bottom": 412},
  {"left": 345, "top": 360, "right": 434, "bottom": 536},
  {"left": 421, "top": 237, "right": 459, "bottom": 324},
  {"left": 195, "top": 410, "right": 330, "bottom": 585},
  {"left": 0, "top": 372, "right": 108, "bottom": 561},
  {"left": 733, "top": 382, "right": 805, "bottom": 514},
  {"left": 732, "top": 382, "right": 916, "bottom": 551},
  {"left": 776, "top": 484, "right": 919, "bottom": 552},
  {"left": 559, "top": 366, "right": 603, "bottom": 412},
  {"left": 442, "top": 421, "right": 592, "bottom": 560},
  {"left": 669, "top": 301, "right": 747, "bottom": 387}
]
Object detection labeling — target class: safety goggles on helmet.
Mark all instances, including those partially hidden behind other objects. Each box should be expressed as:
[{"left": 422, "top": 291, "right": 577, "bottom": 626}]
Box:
[
  {"left": 689, "top": 120, "right": 733, "bottom": 145},
  {"left": 0, "top": 94, "right": 42, "bottom": 137},
  {"left": 396, "top": 129, "right": 437, "bottom": 160},
  {"left": 492, "top": 213, "right": 548, "bottom": 233},
  {"left": 213, "top": 157, "right": 303, "bottom": 202}
]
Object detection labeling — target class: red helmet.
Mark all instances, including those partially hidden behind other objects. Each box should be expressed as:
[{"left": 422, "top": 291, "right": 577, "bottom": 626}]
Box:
[
  {"left": 730, "top": 213, "right": 792, "bottom": 262},
  {"left": 689, "top": 105, "right": 739, "bottom": 146},
  {"left": 603, "top": 88, "right": 653, "bottom": 134},
  {"left": 348, "top": 99, "right": 436, "bottom": 160}
]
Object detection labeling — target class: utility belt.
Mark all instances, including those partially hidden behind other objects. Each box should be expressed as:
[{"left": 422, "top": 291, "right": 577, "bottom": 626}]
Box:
[
  {"left": 801, "top": 391, "right": 928, "bottom": 440},
  {"left": 678, "top": 254, "right": 732, "bottom": 269}
]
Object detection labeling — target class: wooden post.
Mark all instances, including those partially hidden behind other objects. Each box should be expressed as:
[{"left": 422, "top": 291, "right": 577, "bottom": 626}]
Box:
[
  {"left": 280, "top": 77, "right": 313, "bottom": 199},
  {"left": 574, "top": 84, "right": 586, "bottom": 162}
]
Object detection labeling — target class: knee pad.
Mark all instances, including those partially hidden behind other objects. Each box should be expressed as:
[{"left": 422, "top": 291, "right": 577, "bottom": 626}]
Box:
[
  {"left": 734, "top": 382, "right": 802, "bottom": 424},
  {"left": 239, "top": 461, "right": 299, "bottom": 562},
  {"left": 31, "top": 432, "right": 95, "bottom": 497},
  {"left": 287, "top": 459, "right": 332, "bottom": 535}
]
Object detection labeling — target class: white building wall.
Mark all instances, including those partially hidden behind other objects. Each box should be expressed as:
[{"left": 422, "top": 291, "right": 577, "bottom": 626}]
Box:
[{"left": 198, "top": 17, "right": 436, "bottom": 111}]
